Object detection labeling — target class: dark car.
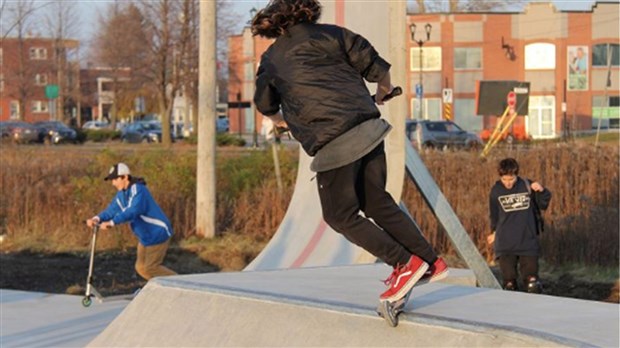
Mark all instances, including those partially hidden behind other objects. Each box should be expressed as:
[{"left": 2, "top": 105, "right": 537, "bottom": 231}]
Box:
[
  {"left": 120, "top": 121, "right": 162, "bottom": 143},
  {"left": 0, "top": 121, "right": 41, "bottom": 144},
  {"left": 34, "top": 121, "right": 78, "bottom": 144},
  {"left": 405, "top": 119, "right": 483, "bottom": 150}
]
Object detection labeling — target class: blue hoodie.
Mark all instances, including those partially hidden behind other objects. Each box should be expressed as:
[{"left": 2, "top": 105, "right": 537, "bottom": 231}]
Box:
[{"left": 98, "top": 179, "right": 173, "bottom": 246}]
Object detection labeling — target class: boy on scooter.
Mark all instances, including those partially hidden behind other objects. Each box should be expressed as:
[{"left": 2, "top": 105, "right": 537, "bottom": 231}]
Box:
[{"left": 86, "top": 163, "right": 177, "bottom": 280}]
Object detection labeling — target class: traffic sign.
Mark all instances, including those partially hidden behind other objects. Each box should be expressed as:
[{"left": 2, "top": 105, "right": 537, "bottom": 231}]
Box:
[
  {"left": 507, "top": 91, "right": 516, "bottom": 112},
  {"left": 45, "top": 85, "right": 59, "bottom": 99},
  {"left": 442, "top": 88, "right": 453, "bottom": 103},
  {"left": 415, "top": 83, "right": 423, "bottom": 98}
]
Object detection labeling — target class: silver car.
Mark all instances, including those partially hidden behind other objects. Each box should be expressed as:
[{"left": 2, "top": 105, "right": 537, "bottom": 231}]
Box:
[{"left": 405, "top": 119, "right": 483, "bottom": 150}]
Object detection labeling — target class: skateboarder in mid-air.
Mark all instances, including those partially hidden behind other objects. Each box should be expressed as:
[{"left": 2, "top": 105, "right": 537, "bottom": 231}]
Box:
[{"left": 251, "top": 0, "right": 448, "bottom": 307}]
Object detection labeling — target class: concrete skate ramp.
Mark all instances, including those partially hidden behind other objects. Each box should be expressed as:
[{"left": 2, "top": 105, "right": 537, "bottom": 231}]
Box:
[
  {"left": 1, "top": 289, "right": 128, "bottom": 348},
  {"left": 89, "top": 264, "right": 619, "bottom": 347},
  {"left": 245, "top": 151, "right": 371, "bottom": 270}
]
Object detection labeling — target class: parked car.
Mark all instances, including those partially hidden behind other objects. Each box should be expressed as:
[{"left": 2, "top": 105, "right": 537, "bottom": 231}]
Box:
[
  {"left": 120, "top": 121, "right": 162, "bottom": 143},
  {"left": 0, "top": 121, "right": 41, "bottom": 144},
  {"left": 216, "top": 117, "right": 229, "bottom": 133},
  {"left": 405, "top": 119, "right": 483, "bottom": 150},
  {"left": 34, "top": 121, "right": 78, "bottom": 144},
  {"left": 82, "top": 120, "right": 110, "bottom": 130}
]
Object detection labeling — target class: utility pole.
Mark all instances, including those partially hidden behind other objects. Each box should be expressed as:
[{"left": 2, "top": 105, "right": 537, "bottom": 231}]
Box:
[{"left": 196, "top": 0, "right": 217, "bottom": 238}]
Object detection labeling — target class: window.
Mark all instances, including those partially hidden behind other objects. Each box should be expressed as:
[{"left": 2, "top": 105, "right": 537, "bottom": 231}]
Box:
[
  {"left": 454, "top": 48, "right": 482, "bottom": 70},
  {"left": 35, "top": 73, "right": 48, "bottom": 86},
  {"left": 31, "top": 100, "right": 49, "bottom": 113},
  {"left": 525, "top": 43, "right": 555, "bottom": 70},
  {"left": 10, "top": 101, "right": 20, "bottom": 119},
  {"left": 29, "top": 47, "right": 47, "bottom": 60},
  {"left": 592, "top": 43, "right": 619, "bottom": 67},
  {"left": 527, "top": 96, "right": 556, "bottom": 139},
  {"left": 410, "top": 47, "right": 442, "bottom": 71},
  {"left": 592, "top": 95, "right": 620, "bottom": 129}
]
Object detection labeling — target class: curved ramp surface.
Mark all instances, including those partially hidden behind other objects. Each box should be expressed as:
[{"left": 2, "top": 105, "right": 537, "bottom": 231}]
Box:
[
  {"left": 89, "top": 265, "right": 619, "bottom": 347},
  {"left": 246, "top": 151, "right": 371, "bottom": 270}
]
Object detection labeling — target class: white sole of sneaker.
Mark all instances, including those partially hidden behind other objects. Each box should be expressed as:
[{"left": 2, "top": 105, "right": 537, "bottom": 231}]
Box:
[
  {"left": 416, "top": 268, "right": 450, "bottom": 287},
  {"left": 381, "top": 262, "right": 429, "bottom": 303}
]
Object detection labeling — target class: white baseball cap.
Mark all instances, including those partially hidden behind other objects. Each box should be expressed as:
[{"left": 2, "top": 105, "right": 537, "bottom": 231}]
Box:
[{"left": 104, "top": 163, "right": 131, "bottom": 180}]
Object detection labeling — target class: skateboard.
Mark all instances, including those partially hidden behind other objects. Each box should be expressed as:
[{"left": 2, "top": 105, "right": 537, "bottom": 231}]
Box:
[
  {"left": 376, "top": 287, "right": 413, "bottom": 327},
  {"left": 375, "top": 274, "right": 437, "bottom": 327}
]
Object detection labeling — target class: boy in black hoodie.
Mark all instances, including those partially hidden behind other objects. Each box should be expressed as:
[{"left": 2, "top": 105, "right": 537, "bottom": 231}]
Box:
[{"left": 488, "top": 158, "right": 551, "bottom": 292}]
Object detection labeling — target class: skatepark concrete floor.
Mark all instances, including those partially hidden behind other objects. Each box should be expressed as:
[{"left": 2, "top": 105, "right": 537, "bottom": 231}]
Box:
[{"left": 1, "top": 249, "right": 617, "bottom": 303}]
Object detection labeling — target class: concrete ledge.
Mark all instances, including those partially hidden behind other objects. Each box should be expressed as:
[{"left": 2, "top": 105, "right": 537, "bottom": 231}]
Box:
[{"left": 89, "top": 264, "right": 619, "bottom": 347}]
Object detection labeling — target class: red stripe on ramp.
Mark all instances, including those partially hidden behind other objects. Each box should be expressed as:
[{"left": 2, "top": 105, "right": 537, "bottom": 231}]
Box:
[
  {"left": 290, "top": 220, "right": 328, "bottom": 268},
  {"left": 335, "top": 0, "right": 345, "bottom": 26}
]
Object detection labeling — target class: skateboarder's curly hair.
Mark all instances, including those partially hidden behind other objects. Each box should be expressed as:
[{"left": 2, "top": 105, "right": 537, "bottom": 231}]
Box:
[{"left": 251, "top": 0, "right": 321, "bottom": 38}]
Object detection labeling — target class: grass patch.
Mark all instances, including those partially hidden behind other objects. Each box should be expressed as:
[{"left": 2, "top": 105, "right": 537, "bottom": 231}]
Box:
[{"left": 574, "top": 131, "right": 619, "bottom": 144}]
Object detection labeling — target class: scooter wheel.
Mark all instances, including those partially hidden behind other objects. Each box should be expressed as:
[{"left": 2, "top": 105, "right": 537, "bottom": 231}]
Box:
[{"left": 82, "top": 296, "right": 92, "bottom": 307}]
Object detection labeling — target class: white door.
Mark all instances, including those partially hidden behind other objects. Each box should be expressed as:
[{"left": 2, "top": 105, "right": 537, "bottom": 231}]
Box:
[{"left": 527, "top": 96, "right": 556, "bottom": 139}]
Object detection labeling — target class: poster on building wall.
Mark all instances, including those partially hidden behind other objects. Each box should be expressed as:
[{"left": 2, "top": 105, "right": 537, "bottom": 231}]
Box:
[{"left": 568, "top": 46, "right": 589, "bottom": 91}]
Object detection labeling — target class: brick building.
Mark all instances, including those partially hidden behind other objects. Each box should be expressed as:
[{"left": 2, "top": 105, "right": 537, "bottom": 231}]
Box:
[
  {"left": 227, "top": 27, "right": 273, "bottom": 136},
  {"left": 227, "top": 1, "right": 619, "bottom": 139},
  {"left": 1, "top": 37, "right": 79, "bottom": 123}
]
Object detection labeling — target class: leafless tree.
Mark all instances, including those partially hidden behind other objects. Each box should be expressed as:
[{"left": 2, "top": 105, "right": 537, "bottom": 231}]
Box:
[
  {"left": 2, "top": 0, "right": 41, "bottom": 120},
  {"left": 41, "top": 1, "right": 80, "bottom": 123},
  {"left": 179, "top": 0, "right": 236, "bottom": 135},
  {"left": 91, "top": 2, "right": 151, "bottom": 129},
  {"left": 90, "top": 0, "right": 239, "bottom": 142},
  {"left": 134, "top": 0, "right": 185, "bottom": 146}
]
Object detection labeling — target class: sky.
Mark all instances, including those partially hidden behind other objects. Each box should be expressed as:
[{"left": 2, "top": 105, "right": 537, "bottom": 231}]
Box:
[
  {"left": 73, "top": 0, "right": 603, "bottom": 46},
  {"left": 75, "top": 0, "right": 268, "bottom": 44}
]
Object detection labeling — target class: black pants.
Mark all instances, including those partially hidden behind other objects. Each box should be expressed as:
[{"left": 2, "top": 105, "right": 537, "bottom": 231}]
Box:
[
  {"left": 498, "top": 254, "right": 539, "bottom": 288},
  {"left": 316, "top": 143, "right": 437, "bottom": 267}
]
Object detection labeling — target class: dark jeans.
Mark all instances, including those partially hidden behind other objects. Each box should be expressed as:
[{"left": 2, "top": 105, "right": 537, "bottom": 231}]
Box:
[
  {"left": 316, "top": 142, "right": 437, "bottom": 267},
  {"left": 498, "top": 254, "right": 539, "bottom": 288}
]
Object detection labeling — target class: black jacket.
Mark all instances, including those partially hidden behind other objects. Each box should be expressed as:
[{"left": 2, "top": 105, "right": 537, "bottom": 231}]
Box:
[
  {"left": 489, "top": 177, "right": 552, "bottom": 257},
  {"left": 254, "top": 23, "right": 391, "bottom": 156}
]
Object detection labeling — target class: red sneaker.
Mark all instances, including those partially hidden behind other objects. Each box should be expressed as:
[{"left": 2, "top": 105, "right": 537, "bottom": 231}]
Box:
[
  {"left": 380, "top": 255, "right": 428, "bottom": 302},
  {"left": 419, "top": 257, "right": 449, "bottom": 284}
]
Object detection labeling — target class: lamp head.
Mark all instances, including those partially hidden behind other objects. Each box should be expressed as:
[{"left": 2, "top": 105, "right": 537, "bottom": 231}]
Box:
[{"left": 425, "top": 23, "right": 432, "bottom": 41}]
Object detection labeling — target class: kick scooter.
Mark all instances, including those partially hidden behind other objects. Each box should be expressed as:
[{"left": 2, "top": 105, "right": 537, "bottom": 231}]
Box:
[{"left": 82, "top": 223, "right": 138, "bottom": 307}]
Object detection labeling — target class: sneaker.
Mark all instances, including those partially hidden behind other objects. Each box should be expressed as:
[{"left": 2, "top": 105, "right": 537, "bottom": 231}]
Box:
[
  {"left": 419, "top": 257, "right": 449, "bottom": 284},
  {"left": 380, "top": 255, "right": 428, "bottom": 302}
]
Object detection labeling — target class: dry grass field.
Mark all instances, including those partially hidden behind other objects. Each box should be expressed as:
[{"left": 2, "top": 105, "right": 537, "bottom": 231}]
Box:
[{"left": 0, "top": 139, "right": 618, "bottom": 301}]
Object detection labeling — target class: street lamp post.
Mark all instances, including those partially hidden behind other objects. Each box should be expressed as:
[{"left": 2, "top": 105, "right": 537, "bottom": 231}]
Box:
[
  {"left": 409, "top": 23, "right": 432, "bottom": 120},
  {"left": 250, "top": 7, "right": 258, "bottom": 148}
]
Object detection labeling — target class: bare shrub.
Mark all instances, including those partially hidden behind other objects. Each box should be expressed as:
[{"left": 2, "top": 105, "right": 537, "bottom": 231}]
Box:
[
  {"left": 402, "top": 143, "right": 619, "bottom": 267},
  {"left": 0, "top": 143, "right": 617, "bottom": 269}
]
